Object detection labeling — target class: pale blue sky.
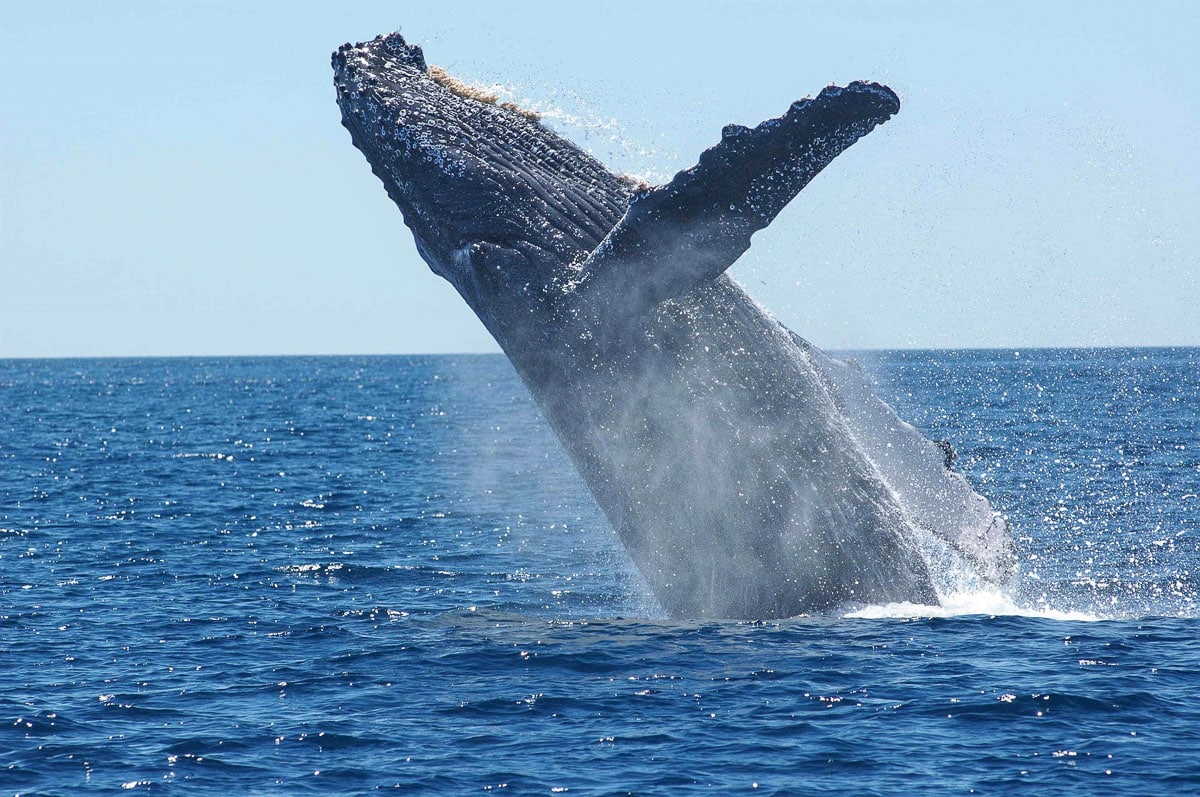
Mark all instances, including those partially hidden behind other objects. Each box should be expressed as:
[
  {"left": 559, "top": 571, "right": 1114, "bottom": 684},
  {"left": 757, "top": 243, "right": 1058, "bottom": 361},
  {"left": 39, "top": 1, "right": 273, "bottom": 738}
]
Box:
[{"left": 2, "top": 1, "right": 1196, "bottom": 357}]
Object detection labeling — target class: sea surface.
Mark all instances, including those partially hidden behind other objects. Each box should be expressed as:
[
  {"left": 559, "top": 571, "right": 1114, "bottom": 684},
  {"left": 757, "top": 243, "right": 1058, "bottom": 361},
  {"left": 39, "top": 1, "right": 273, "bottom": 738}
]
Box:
[{"left": 2, "top": 348, "right": 1198, "bottom": 794}]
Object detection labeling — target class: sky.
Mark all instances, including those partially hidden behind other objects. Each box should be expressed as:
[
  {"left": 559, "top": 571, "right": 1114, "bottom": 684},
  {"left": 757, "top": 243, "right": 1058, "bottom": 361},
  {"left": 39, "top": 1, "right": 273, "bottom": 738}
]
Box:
[{"left": 2, "top": 1, "right": 1197, "bottom": 358}]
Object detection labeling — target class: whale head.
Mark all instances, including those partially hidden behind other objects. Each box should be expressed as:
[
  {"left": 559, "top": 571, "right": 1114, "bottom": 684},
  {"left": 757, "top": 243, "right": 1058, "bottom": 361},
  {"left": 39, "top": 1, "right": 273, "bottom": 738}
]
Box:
[{"left": 332, "top": 34, "right": 632, "bottom": 315}]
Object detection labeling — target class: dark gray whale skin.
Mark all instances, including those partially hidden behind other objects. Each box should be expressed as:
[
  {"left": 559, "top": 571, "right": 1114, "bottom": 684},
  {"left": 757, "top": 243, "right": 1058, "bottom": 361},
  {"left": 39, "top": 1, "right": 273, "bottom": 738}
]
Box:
[{"left": 333, "top": 33, "right": 1014, "bottom": 619}]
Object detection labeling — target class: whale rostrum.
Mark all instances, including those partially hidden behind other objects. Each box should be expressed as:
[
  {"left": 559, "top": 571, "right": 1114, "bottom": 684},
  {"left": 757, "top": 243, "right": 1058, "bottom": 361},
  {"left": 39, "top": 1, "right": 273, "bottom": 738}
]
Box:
[{"left": 333, "top": 33, "right": 1015, "bottom": 619}]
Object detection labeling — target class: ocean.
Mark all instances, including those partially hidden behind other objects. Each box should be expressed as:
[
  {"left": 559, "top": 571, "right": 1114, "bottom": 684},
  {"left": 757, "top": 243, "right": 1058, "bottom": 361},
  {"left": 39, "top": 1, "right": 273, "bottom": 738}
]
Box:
[{"left": 2, "top": 348, "right": 1198, "bottom": 794}]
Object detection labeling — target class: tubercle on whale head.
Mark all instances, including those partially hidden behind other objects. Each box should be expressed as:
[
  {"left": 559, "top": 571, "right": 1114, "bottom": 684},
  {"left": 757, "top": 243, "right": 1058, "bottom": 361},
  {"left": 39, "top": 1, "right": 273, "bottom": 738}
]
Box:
[
  {"left": 807, "top": 81, "right": 900, "bottom": 117},
  {"left": 332, "top": 32, "right": 427, "bottom": 72}
]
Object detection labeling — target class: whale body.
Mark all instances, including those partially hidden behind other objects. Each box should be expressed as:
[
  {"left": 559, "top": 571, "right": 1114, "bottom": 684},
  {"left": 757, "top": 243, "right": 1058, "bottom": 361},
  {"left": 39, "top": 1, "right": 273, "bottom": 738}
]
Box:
[{"left": 333, "top": 33, "right": 1014, "bottom": 618}]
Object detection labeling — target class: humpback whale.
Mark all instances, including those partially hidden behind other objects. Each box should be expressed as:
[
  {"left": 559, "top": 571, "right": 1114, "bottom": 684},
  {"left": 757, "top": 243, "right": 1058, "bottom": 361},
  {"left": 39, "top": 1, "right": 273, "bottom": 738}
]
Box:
[{"left": 333, "top": 33, "right": 1014, "bottom": 619}]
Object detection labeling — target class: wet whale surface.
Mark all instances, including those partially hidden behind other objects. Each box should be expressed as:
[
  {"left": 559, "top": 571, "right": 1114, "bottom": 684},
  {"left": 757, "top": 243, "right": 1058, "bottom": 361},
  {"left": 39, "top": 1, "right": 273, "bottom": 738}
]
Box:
[{"left": 332, "top": 32, "right": 1014, "bottom": 618}]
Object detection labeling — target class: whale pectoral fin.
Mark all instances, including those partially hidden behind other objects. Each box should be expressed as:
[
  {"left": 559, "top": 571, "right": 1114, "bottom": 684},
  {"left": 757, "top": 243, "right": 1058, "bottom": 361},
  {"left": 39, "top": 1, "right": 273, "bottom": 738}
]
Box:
[{"left": 577, "top": 82, "right": 900, "bottom": 309}]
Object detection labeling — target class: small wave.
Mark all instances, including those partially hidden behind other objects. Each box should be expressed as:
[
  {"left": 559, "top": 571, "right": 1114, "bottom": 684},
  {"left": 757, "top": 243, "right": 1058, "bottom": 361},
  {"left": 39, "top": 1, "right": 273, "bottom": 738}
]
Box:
[
  {"left": 276, "top": 562, "right": 347, "bottom": 576},
  {"left": 274, "top": 562, "right": 454, "bottom": 585},
  {"left": 172, "top": 452, "right": 235, "bottom": 461}
]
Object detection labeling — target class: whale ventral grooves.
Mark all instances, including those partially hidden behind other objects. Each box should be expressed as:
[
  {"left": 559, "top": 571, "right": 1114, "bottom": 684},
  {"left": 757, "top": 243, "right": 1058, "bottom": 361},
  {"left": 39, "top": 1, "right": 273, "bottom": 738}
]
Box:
[{"left": 332, "top": 31, "right": 1015, "bottom": 619}]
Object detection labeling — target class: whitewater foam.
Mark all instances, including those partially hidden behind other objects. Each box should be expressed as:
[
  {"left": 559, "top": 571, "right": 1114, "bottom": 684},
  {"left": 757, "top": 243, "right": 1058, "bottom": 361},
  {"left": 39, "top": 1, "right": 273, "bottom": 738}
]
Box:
[{"left": 843, "top": 588, "right": 1102, "bottom": 621}]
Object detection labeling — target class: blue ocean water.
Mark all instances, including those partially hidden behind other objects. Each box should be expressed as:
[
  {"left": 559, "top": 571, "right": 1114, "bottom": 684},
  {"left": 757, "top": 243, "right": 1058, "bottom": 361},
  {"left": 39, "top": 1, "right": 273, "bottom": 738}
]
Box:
[{"left": 2, "top": 348, "right": 1198, "bottom": 794}]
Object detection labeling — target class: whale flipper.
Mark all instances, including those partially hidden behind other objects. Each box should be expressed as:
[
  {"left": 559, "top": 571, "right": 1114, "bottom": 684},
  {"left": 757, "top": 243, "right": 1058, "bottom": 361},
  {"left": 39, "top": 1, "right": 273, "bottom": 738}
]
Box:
[{"left": 577, "top": 82, "right": 900, "bottom": 310}]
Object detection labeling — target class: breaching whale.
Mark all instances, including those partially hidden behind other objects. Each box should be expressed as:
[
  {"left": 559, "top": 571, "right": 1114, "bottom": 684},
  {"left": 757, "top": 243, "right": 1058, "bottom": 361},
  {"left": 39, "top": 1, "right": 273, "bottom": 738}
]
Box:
[{"left": 332, "top": 33, "right": 1014, "bottom": 619}]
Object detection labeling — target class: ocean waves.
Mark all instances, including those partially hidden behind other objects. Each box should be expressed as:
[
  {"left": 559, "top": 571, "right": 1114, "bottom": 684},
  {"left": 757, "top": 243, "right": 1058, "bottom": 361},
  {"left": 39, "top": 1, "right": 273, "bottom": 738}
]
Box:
[{"left": 3, "top": 351, "right": 1199, "bottom": 793}]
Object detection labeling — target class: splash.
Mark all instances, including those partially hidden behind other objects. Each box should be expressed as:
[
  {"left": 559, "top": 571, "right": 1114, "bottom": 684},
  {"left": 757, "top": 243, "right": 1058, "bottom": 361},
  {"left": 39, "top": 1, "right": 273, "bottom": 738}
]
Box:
[
  {"left": 842, "top": 592, "right": 1101, "bottom": 622},
  {"left": 455, "top": 73, "right": 675, "bottom": 186}
]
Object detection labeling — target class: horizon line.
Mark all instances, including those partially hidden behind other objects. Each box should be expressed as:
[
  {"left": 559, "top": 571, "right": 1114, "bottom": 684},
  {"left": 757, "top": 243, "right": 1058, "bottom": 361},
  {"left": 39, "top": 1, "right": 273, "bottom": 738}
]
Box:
[{"left": 3, "top": 342, "right": 1199, "bottom": 363}]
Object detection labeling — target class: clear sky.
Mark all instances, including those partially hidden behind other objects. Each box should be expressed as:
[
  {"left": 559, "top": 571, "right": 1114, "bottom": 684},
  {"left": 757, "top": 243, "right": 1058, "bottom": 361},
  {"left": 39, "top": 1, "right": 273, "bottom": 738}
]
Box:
[{"left": 2, "top": 1, "right": 1197, "bottom": 357}]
